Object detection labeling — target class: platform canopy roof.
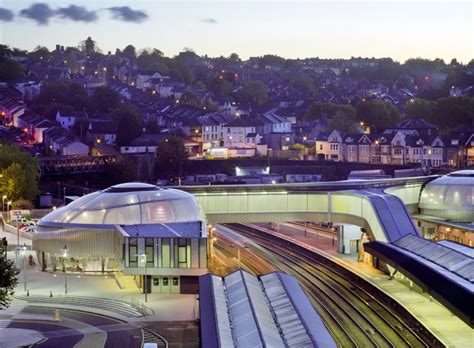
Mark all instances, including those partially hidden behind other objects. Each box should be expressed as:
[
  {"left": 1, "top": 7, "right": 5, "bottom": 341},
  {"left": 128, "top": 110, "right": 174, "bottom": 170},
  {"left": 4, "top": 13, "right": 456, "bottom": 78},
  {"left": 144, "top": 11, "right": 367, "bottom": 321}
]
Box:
[
  {"left": 365, "top": 235, "right": 474, "bottom": 327},
  {"left": 199, "top": 269, "right": 335, "bottom": 348}
]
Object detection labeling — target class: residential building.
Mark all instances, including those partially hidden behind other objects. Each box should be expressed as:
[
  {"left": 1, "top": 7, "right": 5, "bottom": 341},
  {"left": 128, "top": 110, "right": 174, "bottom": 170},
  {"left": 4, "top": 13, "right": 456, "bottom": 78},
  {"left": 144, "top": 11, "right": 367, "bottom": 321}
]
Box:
[{"left": 56, "top": 111, "right": 76, "bottom": 131}]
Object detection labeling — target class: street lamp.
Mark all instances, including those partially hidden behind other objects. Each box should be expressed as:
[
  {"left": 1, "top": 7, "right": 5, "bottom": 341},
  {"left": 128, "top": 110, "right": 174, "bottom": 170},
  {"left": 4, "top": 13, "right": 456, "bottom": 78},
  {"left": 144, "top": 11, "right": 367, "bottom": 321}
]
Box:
[
  {"left": 303, "top": 136, "right": 308, "bottom": 159},
  {"left": 16, "top": 244, "right": 28, "bottom": 292},
  {"left": 230, "top": 244, "right": 248, "bottom": 269},
  {"left": 137, "top": 253, "right": 148, "bottom": 303},
  {"left": 7, "top": 201, "right": 12, "bottom": 214},
  {"left": 60, "top": 245, "right": 69, "bottom": 294},
  {"left": 2, "top": 195, "right": 6, "bottom": 213}
]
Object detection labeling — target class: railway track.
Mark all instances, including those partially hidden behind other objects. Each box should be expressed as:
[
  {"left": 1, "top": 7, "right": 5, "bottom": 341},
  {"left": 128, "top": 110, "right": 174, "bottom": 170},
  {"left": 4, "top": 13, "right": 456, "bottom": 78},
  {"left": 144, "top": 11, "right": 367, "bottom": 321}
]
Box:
[{"left": 222, "top": 223, "right": 443, "bottom": 348}]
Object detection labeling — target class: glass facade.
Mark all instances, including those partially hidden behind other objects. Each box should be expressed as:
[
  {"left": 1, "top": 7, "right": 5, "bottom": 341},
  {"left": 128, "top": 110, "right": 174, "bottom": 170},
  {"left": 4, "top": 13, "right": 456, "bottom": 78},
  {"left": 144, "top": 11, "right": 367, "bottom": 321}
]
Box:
[
  {"left": 419, "top": 170, "right": 474, "bottom": 222},
  {"left": 124, "top": 237, "right": 207, "bottom": 270}
]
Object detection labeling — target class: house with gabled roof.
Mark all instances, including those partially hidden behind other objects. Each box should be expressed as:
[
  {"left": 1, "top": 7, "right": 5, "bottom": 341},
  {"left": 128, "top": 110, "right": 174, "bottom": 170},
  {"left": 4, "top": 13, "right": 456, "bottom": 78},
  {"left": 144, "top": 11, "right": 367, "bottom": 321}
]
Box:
[
  {"left": 390, "top": 131, "right": 407, "bottom": 165},
  {"left": 87, "top": 119, "right": 117, "bottom": 145}
]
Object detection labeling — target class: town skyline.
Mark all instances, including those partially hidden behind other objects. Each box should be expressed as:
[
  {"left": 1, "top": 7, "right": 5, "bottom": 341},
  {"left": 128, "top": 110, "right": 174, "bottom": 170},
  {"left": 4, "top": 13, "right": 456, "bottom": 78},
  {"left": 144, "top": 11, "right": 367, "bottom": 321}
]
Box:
[{"left": 1, "top": 1, "right": 472, "bottom": 63}]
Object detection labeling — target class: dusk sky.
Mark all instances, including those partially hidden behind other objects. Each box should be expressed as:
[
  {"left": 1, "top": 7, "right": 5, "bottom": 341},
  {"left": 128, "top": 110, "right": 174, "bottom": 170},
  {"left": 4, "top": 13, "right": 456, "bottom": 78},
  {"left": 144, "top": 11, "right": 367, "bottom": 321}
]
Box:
[{"left": 1, "top": 1, "right": 472, "bottom": 62}]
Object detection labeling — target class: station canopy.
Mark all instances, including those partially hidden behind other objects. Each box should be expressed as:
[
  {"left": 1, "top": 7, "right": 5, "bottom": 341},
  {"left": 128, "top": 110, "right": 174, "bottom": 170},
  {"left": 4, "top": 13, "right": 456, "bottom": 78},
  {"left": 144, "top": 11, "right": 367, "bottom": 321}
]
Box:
[{"left": 39, "top": 183, "right": 205, "bottom": 226}]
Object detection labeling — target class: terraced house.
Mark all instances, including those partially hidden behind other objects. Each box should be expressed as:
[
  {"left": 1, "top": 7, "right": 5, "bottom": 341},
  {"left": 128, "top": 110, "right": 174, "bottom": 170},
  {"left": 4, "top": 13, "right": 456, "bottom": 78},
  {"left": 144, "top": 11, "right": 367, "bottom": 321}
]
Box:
[{"left": 316, "top": 129, "right": 474, "bottom": 168}]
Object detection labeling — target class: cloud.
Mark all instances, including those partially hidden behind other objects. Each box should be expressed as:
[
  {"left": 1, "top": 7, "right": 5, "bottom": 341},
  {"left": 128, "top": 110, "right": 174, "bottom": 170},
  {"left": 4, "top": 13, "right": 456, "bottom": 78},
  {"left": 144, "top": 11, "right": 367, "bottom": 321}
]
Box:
[
  {"left": 108, "top": 6, "right": 148, "bottom": 23},
  {"left": 201, "top": 18, "right": 217, "bottom": 24},
  {"left": 0, "top": 8, "right": 14, "bottom": 22},
  {"left": 20, "top": 3, "right": 54, "bottom": 25},
  {"left": 56, "top": 5, "right": 97, "bottom": 22}
]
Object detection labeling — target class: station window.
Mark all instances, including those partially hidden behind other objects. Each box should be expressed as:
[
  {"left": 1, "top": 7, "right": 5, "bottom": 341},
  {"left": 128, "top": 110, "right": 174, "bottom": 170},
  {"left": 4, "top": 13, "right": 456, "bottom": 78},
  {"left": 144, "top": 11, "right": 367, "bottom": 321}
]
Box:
[
  {"left": 145, "top": 238, "right": 154, "bottom": 266},
  {"left": 162, "top": 238, "right": 170, "bottom": 268},
  {"left": 129, "top": 238, "right": 137, "bottom": 267},
  {"left": 178, "top": 239, "right": 188, "bottom": 268}
]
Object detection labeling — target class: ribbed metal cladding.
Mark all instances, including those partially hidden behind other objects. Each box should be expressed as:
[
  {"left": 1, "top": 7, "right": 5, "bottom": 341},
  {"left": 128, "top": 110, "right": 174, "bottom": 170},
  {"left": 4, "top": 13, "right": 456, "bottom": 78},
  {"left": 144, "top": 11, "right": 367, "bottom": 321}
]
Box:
[
  {"left": 33, "top": 227, "right": 116, "bottom": 258},
  {"left": 421, "top": 208, "right": 474, "bottom": 222}
]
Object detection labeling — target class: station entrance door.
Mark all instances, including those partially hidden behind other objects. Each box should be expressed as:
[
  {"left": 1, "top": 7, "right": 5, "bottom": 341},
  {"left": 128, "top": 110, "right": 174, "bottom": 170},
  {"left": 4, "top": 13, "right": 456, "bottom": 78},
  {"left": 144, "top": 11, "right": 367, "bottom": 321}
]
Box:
[{"left": 151, "top": 276, "right": 180, "bottom": 294}]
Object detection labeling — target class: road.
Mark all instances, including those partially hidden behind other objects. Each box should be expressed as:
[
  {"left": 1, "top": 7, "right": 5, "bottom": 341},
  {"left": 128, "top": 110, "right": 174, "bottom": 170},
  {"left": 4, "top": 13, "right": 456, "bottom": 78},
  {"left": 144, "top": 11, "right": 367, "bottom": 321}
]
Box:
[{"left": 8, "top": 307, "right": 143, "bottom": 348}]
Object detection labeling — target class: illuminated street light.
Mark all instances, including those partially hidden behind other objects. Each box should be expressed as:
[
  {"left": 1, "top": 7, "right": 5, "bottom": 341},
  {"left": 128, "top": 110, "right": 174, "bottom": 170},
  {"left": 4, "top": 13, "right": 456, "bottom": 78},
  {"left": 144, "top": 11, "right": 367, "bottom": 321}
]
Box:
[
  {"left": 16, "top": 244, "right": 28, "bottom": 292},
  {"left": 2, "top": 195, "right": 6, "bottom": 213},
  {"left": 60, "top": 245, "right": 69, "bottom": 294}
]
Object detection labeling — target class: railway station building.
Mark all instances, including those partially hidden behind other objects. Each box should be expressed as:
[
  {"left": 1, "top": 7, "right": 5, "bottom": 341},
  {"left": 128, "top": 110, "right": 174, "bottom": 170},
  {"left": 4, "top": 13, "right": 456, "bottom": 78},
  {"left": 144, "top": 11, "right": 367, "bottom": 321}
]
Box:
[{"left": 33, "top": 183, "right": 208, "bottom": 294}]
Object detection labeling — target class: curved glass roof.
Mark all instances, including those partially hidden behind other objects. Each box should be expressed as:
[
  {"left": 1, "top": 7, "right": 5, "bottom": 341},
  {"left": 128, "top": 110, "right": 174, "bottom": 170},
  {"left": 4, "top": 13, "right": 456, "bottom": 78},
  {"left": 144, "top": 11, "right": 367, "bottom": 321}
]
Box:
[
  {"left": 419, "top": 171, "right": 474, "bottom": 222},
  {"left": 39, "top": 183, "right": 205, "bottom": 226}
]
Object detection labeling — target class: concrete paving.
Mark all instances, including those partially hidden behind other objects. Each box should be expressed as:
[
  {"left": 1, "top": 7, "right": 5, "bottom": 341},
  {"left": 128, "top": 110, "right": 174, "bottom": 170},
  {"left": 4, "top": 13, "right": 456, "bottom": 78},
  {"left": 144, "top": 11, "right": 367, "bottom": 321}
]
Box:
[
  {"left": 268, "top": 223, "right": 474, "bottom": 348},
  {"left": 6, "top": 269, "right": 198, "bottom": 322},
  {"left": 0, "top": 328, "right": 44, "bottom": 348}
]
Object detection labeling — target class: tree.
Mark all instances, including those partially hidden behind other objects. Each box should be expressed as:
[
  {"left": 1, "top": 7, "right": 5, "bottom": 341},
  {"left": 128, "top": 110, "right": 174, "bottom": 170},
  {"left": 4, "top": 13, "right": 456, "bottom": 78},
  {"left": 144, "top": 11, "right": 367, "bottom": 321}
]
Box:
[
  {"left": 136, "top": 49, "right": 169, "bottom": 74},
  {"left": 81, "top": 36, "right": 97, "bottom": 57},
  {"left": 237, "top": 80, "right": 269, "bottom": 107},
  {"left": 0, "top": 252, "right": 19, "bottom": 310},
  {"left": 179, "top": 91, "right": 201, "bottom": 108},
  {"left": 37, "top": 81, "right": 87, "bottom": 106},
  {"left": 28, "top": 46, "right": 51, "bottom": 62},
  {"left": 405, "top": 99, "right": 436, "bottom": 121},
  {"left": 1, "top": 163, "right": 27, "bottom": 202},
  {"left": 289, "top": 144, "right": 305, "bottom": 159},
  {"left": 434, "top": 96, "right": 474, "bottom": 128},
  {"left": 402, "top": 58, "right": 440, "bottom": 83},
  {"left": 328, "top": 111, "right": 360, "bottom": 133},
  {"left": 229, "top": 53, "right": 241, "bottom": 62},
  {"left": 111, "top": 105, "right": 143, "bottom": 146},
  {"left": 305, "top": 103, "right": 354, "bottom": 122},
  {"left": 292, "top": 76, "right": 315, "bottom": 95},
  {"left": 209, "top": 77, "right": 232, "bottom": 97},
  {"left": 104, "top": 156, "right": 136, "bottom": 184},
  {"left": 91, "top": 87, "right": 121, "bottom": 113},
  {"left": 155, "top": 136, "right": 188, "bottom": 176},
  {"left": 357, "top": 100, "right": 400, "bottom": 130},
  {"left": 0, "top": 143, "right": 40, "bottom": 203},
  {"left": 0, "top": 58, "right": 24, "bottom": 82},
  {"left": 193, "top": 80, "right": 206, "bottom": 90},
  {"left": 64, "top": 51, "right": 80, "bottom": 74},
  {"left": 122, "top": 45, "right": 137, "bottom": 62}
]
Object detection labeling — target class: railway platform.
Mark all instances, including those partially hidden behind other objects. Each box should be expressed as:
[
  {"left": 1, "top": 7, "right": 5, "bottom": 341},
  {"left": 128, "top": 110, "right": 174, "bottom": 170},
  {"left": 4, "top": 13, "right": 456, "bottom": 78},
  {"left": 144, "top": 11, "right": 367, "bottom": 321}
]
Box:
[{"left": 256, "top": 222, "right": 473, "bottom": 348}]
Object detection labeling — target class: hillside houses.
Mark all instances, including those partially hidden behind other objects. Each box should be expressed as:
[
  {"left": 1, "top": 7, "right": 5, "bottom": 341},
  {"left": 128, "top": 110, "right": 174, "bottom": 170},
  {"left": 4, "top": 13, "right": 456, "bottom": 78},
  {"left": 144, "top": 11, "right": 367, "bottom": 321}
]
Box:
[{"left": 315, "top": 128, "right": 474, "bottom": 168}]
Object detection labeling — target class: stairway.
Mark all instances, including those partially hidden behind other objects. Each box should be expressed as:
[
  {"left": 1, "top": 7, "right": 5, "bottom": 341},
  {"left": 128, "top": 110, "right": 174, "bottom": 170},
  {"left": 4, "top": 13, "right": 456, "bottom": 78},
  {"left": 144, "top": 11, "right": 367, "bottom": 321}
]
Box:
[{"left": 15, "top": 295, "right": 144, "bottom": 318}]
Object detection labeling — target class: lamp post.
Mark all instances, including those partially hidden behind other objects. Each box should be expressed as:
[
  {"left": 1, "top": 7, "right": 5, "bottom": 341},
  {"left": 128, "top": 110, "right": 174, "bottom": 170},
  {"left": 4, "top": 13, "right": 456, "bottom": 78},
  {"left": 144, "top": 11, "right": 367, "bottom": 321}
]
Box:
[
  {"left": 2, "top": 195, "right": 6, "bottom": 214},
  {"left": 22, "top": 244, "right": 27, "bottom": 292},
  {"left": 137, "top": 253, "right": 148, "bottom": 303},
  {"left": 7, "top": 201, "right": 12, "bottom": 222},
  {"left": 230, "top": 244, "right": 248, "bottom": 269},
  {"left": 63, "top": 187, "right": 66, "bottom": 206},
  {"left": 303, "top": 136, "right": 307, "bottom": 159},
  {"left": 60, "top": 245, "right": 69, "bottom": 294},
  {"left": 16, "top": 244, "right": 28, "bottom": 292}
]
